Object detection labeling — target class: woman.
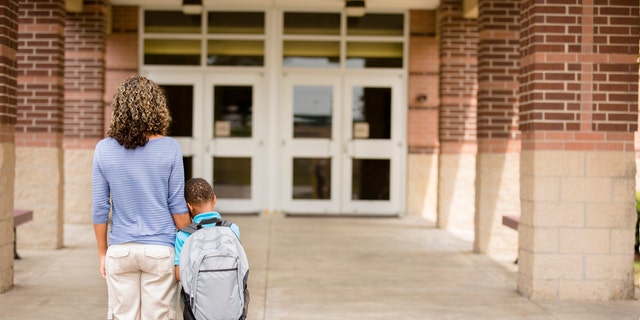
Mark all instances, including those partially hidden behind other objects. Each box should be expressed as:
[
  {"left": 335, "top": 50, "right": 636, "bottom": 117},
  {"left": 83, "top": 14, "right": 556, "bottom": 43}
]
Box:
[{"left": 92, "top": 75, "right": 191, "bottom": 320}]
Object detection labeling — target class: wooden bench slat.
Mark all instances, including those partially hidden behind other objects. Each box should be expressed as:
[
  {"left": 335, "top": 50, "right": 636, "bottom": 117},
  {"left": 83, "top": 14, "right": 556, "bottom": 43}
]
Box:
[
  {"left": 502, "top": 214, "right": 520, "bottom": 231},
  {"left": 13, "top": 209, "right": 33, "bottom": 227}
]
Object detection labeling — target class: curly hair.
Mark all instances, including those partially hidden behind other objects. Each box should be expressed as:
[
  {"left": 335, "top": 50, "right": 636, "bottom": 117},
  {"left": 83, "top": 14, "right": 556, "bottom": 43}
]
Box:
[
  {"left": 108, "top": 75, "right": 172, "bottom": 149},
  {"left": 185, "top": 178, "right": 216, "bottom": 206}
]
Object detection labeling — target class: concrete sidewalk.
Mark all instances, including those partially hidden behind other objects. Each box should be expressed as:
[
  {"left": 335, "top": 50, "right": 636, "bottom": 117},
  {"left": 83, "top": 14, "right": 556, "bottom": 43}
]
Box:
[{"left": 2, "top": 215, "right": 639, "bottom": 319}]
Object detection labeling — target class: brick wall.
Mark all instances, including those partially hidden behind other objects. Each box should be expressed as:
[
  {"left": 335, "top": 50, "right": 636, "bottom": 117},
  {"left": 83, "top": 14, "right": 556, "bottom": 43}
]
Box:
[
  {"left": 17, "top": 0, "right": 65, "bottom": 148},
  {"left": 477, "top": 0, "right": 520, "bottom": 151},
  {"left": 0, "top": 1, "right": 18, "bottom": 133},
  {"left": 408, "top": 10, "right": 439, "bottom": 154},
  {"left": 519, "top": 0, "right": 639, "bottom": 150},
  {"left": 104, "top": 5, "right": 139, "bottom": 134},
  {"left": 439, "top": 0, "right": 478, "bottom": 151},
  {"left": 64, "top": 0, "right": 107, "bottom": 149}
]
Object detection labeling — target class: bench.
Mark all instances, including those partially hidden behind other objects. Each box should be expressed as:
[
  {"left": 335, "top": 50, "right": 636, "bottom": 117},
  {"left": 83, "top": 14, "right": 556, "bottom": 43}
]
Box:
[
  {"left": 502, "top": 214, "right": 520, "bottom": 231},
  {"left": 13, "top": 209, "right": 33, "bottom": 259}
]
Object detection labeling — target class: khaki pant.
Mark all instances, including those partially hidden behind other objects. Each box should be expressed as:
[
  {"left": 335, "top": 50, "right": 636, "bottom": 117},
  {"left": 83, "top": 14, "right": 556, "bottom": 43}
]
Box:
[{"left": 106, "top": 243, "right": 178, "bottom": 320}]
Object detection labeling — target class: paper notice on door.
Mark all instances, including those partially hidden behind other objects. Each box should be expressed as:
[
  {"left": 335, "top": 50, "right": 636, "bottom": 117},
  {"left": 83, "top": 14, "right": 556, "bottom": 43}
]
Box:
[
  {"left": 353, "top": 122, "right": 369, "bottom": 139},
  {"left": 215, "top": 121, "right": 231, "bottom": 137}
]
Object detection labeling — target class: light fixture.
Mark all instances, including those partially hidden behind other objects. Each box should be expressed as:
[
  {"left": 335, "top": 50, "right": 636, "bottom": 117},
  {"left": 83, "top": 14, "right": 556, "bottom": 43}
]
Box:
[
  {"left": 182, "top": 0, "right": 202, "bottom": 15},
  {"left": 345, "top": 0, "right": 366, "bottom": 17}
]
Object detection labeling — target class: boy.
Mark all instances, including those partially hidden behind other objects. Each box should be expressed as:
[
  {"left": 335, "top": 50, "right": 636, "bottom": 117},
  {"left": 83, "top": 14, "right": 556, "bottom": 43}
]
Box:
[{"left": 174, "top": 177, "right": 241, "bottom": 281}]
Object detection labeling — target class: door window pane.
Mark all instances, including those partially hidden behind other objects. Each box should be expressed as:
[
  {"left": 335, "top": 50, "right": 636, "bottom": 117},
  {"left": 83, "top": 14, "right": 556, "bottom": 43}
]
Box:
[
  {"left": 183, "top": 157, "right": 192, "bottom": 181},
  {"left": 214, "top": 157, "right": 251, "bottom": 199},
  {"left": 144, "top": 11, "right": 201, "bottom": 33},
  {"left": 144, "top": 39, "right": 201, "bottom": 65},
  {"left": 214, "top": 86, "right": 253, "bottom": 138},
  {"left": 352, "top": 86, "right": 391, "bottom": 139},
  {"left": 207, "top": 40, "right": 264, "bottom": 66},
  {"left": 208, "top": 12, "right": 264, "bottom": 34},
  {"left": 283, "top": 41, "right": 340, "bottom": 68},
  {"left": 284, "top": 12, "right": 340, "bottom": 35},
  {"left": 293, "top": 85, "right": 332, "bottom": 139},
  {"left": 161, "top": 85, "right": 193, "bottom": 137},
  {"left": 346, "top": 42, "right": 403, "bottom": 69},
  {"left": 352, "top": 159, "right": 389, "bottom": 200},
  {"left": 346, "top": 13, "right": 404, "bottom": 36},
  {"left": 292, "top": 158, "right": 331, "bottom": 199}
]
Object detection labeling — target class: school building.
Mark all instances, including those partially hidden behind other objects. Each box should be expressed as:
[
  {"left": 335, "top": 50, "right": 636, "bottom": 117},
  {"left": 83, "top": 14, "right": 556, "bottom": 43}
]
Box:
[{"left": 0, "top": 0, "right": 638, "bottom": 301}]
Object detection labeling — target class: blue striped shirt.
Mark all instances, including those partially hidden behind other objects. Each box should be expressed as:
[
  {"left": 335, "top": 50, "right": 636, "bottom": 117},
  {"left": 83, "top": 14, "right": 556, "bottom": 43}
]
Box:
[{"left": 92, "top": 137, "right": 189, "bottom": 247}]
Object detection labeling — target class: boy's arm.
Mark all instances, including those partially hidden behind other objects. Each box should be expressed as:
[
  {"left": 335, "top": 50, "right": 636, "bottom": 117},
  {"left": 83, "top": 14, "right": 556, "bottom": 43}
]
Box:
[{"left": 174, "top": 231, "right": 186, "bottom": 281}]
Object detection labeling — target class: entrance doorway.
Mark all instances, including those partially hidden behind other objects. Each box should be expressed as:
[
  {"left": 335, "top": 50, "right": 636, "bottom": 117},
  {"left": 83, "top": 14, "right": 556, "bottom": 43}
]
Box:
[
  {"left": 147, "top": 71, "right": 265, "bottom": 214},
  {"left": 280, "top": 72, "right": 405, "bottom": 215}
]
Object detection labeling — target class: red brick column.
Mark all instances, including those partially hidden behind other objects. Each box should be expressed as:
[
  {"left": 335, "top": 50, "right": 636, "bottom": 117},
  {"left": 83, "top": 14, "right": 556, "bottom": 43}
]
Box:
[
  {"left": 64, "top": 0, "right": 107, "bottom": 146},
  {"left": 0, "top": 0, "right": 18, "bottom": 293},
  {"left": 438, "top": 0, "right": 478, "bottom": 230},
  {"left": 105, "top": 5, "right": 139, "bottom": 132},
  {"left": 474, "top": 0, "right": 520, "bottom": 254},
  {"left": 63, "top": 0, "right": 108, "bottom": 223},
  {"left": 16, "top": 0, "right": 66, "bottom": 249},
  {"left": 406, "top": 10, "right": 439, "bottom": 221},
  {"left": 518, "top": 0, "right": 639, "bottom": 300}
]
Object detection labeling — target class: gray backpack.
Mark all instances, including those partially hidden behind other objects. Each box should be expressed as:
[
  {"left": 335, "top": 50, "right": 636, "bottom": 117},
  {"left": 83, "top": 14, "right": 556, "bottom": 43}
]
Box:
[{"left": 179, "top": 218, "right": 249, "bottom": 320}]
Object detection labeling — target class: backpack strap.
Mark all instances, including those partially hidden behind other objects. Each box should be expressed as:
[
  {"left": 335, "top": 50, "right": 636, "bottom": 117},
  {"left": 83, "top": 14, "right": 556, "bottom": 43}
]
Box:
[{"left": 179, "top": 217, "right": 232, "bottom": 234}]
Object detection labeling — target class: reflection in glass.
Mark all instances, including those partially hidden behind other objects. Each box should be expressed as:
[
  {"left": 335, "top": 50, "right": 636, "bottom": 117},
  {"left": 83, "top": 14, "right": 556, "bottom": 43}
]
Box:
[
  {"left": 283, "top": 41, "right": 340, "bottom": 68},
  {"left": 144, "top": 39, "right": 200, "bottom": 65},
  {"left": 346, "top": 14, "right": 404, "bottom": 36},
  {"left": 214, "top": 157, "right": 251, "bottom": 199},
  {"left": 161, "top": 85, "right": 193, "bottom": 137},
  {"left": 207, "top": 40, "right": 264, "bottom": 66},
  {"left": 293, "top": 86, "right": 332, "bottom": 139},
  {"left": 352, "top": 86, "right": 391, "bottom": 139},
  {"left": 183, "top": 157, "right": 192, "bottom": 181},
  {"left": 292, "top": 158, "right": 331, "bottom": 199},
  {"left": 214, "top": 86, "right": 252, "bottom": 138},
  {"left": 352, "top": 159, "right": 389, "bottom": 200},
  {"left": 346, "top": 42, "right": 403, "bottom": 68},
  {"left": 208, "top": 12, "right": 264, "bottom": 34},
  {"left": 144, "top": 11, "right": 201, "bottom": 33},
  {"left": 284, "top": 12, "right": 340, "bottom": 35}
]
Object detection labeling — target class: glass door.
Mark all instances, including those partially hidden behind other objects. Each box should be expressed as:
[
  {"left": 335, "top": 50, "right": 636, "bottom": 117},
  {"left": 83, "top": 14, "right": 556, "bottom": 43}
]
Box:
[
  {"left": 341, "top": 75, "right": 404, "bottom": 215},
  {"left": 281, "top": 73, "right": 405, "bottom": 215},
  {"left": 204, "top": 73, "right": 265, "bottom": 213},
  {"left": 281, "top": 73, "right": 342, "bottom": 214},
  {"left": 145, "top": 72, "right": 204, "bottom": 182}
]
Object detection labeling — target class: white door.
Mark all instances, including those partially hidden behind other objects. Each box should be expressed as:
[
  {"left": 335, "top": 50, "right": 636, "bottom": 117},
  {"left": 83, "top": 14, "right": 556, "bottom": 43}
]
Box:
[
  {"left": 341, "top": 75, "right": 404, "bottom": 215},
  {"left": 280, "top": 72, "right": 405, "bottom": 215},
  {"left": 144, "top": 72, "right": 205, "bottom": 177},
  {"left": 280, "top": 73, "right": 342, "bottom": 214},
  {"left": 145, "top": 71, "right": 265, "bottom": 214},
  {"left": 203, "top": 73, "right": 265, "bottom": 213}
]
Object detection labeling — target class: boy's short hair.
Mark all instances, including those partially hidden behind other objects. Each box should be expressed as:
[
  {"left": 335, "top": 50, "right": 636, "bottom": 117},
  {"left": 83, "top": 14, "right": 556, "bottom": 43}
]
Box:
[{"left": 185, "top": 178, "right": 216, "bottom": 206}]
